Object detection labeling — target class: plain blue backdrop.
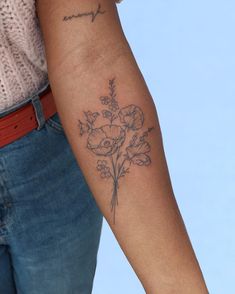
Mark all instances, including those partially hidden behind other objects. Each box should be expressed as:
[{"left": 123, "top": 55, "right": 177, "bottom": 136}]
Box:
[{"left": 93, "top": 1, "right": 235, "bottom": 293}]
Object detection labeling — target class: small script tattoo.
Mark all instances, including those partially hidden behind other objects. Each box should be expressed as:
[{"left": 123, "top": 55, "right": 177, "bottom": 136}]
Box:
[
  {"left": 78, "top": 79, "right": 154, "bottom": 224},
  {"left": 63, "top": 3, "right": 105, "bottom": 23}
]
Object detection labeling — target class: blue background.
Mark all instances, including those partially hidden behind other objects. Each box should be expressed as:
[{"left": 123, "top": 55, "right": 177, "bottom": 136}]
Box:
[{"left": 93, "top": 1, "right": 235, "bottom": 293}]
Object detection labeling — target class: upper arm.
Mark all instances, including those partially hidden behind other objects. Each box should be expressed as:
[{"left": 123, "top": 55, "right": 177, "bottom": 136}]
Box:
[{"left": 36, "top": 0, "right": 129, "bottom": 80}]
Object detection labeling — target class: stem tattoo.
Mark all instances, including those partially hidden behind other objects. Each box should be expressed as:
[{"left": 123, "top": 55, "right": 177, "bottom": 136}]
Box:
[
  {"left": 63, "top": 3, "right": 106, "bottom": 23},
  {"left": 78, "top": 78, "right": 154, "bottom": 224}
]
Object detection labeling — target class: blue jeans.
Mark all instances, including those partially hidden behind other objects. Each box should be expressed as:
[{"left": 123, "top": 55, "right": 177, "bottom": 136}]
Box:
[{"left": 0, "top": 82, "right": 103, "bottom": 294}]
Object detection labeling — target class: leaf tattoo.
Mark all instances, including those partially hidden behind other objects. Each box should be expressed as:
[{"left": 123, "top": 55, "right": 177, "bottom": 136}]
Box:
[{"left": 78, "top": 78, "right": 154, "bottom": 224}]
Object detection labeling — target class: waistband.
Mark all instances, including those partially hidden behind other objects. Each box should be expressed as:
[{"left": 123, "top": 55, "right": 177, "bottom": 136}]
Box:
[{"left": 0, "top": 80, "right": 50, "bottom": 118}]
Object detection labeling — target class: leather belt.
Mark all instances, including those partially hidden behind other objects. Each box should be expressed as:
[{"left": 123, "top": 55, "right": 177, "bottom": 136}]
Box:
[{"left": 0, "top": 86, "right": 57, "bottom": 148}]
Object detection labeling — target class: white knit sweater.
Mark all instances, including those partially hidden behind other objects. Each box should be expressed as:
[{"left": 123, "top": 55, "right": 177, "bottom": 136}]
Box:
[{"left": 0, "top": 0, "right": 48, "bottom": 112}]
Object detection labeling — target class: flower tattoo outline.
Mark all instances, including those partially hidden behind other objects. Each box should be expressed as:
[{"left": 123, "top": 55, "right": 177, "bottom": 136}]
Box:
[{"left": 78, "top": 78, "right": 154, "bottom": 224}]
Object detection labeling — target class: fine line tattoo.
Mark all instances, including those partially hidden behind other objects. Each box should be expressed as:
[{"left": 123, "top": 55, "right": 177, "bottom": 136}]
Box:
[
  {"left": 78, "top": 78, "right": 154, "bottom": 224},
  {"left": 63, "top": 3, "right": 106, "bottom": 23}
]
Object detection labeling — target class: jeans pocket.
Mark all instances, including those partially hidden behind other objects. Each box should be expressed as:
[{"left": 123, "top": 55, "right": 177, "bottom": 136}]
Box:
[{"left": 45, "top": 112, "right": 65, "bottom": 134}]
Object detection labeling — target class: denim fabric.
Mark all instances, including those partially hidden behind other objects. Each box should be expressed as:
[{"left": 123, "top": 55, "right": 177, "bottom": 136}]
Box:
[{"left": 0, "top": 83, "right": 103, "bottom": 294}]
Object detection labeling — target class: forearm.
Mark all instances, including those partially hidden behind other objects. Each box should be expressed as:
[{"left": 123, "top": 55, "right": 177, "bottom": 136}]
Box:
[
  {"left": 37, "top": 1, "right": 208, "bottom": 292},
  {"left": 50, "top": 56, "right": 207, "bottom": 294}
]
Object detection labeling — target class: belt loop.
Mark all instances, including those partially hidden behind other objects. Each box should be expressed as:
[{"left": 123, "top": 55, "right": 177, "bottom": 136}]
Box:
[{"left": 31, "top": 94, "right": 45, "bottom": 130}]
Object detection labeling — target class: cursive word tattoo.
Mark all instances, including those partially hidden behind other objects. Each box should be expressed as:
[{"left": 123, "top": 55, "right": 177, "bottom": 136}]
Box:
[
  {"left": 78, "top": 79, "right": 154, "bottom": 224},
  {"left": 63, "top": 3, "right": 105, "bottom": 23}
]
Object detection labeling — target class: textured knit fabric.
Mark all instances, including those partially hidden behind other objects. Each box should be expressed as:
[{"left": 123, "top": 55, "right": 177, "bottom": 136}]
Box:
[{"left": 0, "top": 0, "right": 48, "bottom": 112}]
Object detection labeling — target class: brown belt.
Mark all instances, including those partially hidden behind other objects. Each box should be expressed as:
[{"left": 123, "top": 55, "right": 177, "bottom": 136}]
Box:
[{"left": 0, "top": 86, "right": 57, "bottom": 148}]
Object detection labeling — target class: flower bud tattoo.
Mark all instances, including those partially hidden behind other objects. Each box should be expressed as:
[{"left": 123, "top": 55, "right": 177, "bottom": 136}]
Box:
[{"left": 78, "top": 78, "right": 154, "bottom": 224}]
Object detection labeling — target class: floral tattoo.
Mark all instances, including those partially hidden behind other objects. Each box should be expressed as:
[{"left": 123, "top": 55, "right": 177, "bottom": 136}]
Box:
[{"left": 78, "top": 79, "right": 154, "bottom": 224}]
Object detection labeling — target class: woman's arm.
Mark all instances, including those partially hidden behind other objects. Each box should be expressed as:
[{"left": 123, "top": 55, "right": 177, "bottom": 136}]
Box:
[{"left": 36, "top": 1, "right": 208, "bottom": 293}]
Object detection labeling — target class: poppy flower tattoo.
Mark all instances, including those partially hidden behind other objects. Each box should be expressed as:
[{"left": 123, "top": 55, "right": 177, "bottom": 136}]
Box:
[{"left": 78, "top": 78, "right": 154, "bottom": 224}]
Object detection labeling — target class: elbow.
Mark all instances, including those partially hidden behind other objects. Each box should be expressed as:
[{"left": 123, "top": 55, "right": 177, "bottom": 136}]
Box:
[{"left": 48, "top": 39, "right": 132, "bottom": 82}]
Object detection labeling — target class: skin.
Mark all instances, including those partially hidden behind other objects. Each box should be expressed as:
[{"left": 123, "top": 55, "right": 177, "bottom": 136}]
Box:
[{"left": 36, "top": 1, "right": 209, "bottom": 293}]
